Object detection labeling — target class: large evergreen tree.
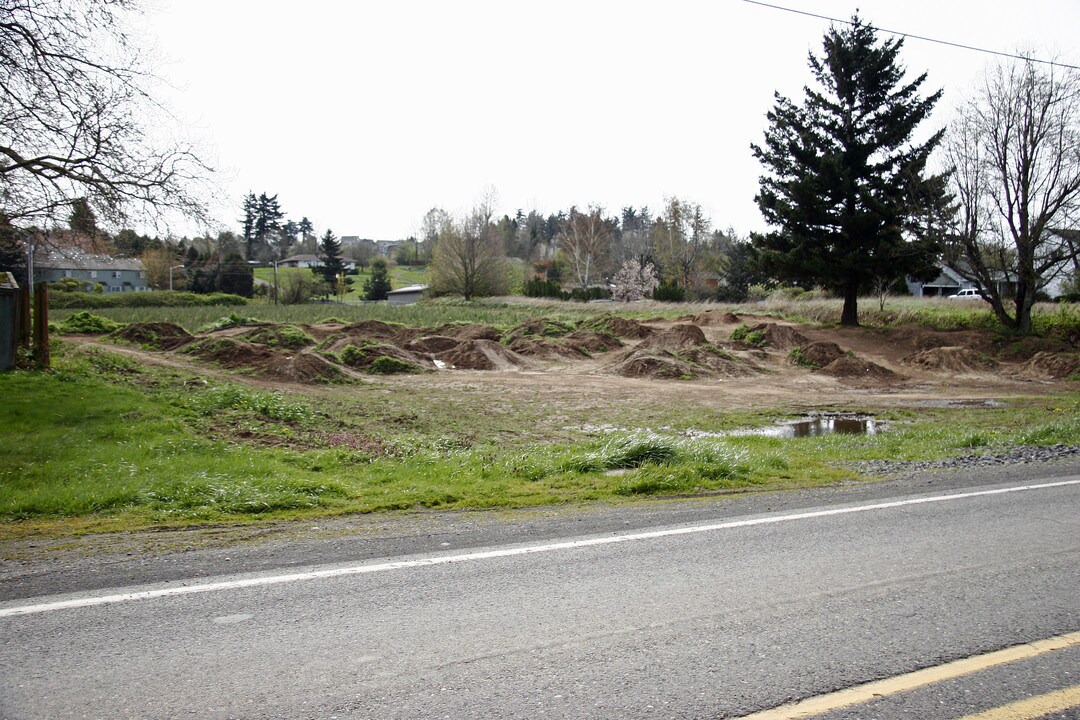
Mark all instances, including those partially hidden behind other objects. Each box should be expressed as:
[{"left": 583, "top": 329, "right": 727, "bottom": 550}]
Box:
[
  {"left": 318, "top": 229, "right": 344, "bottom": 285},
  {"left": 751, "top": 15, "right": 951, "bottom": 326}
]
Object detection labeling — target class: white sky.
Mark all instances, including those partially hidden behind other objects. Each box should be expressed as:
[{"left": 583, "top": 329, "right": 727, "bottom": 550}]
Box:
[{"left": 144, "top": 0, "right": 1080, "bottom": 241}]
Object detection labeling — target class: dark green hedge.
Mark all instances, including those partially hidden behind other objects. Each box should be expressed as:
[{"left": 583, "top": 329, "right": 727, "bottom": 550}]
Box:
[{"left": 48, "top": 290, "right": 249, "bottom": 309}]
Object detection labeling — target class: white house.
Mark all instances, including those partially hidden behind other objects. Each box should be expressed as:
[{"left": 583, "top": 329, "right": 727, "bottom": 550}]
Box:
[{"left": 280, "top": 254, "right": 356, "bottom": 271}]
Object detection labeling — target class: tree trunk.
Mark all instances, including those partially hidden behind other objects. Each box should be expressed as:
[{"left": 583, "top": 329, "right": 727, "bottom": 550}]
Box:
[{"left": 840, "top": 278, "right": 859, "bottom": 326}]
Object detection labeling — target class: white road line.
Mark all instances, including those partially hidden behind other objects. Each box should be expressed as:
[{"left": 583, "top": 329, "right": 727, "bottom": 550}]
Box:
[{"left": 2, "top": 478, "right": 1077, "bottom": 618}]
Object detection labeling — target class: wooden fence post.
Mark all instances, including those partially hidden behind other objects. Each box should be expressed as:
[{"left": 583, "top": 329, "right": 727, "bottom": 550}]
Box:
[
  {"left": 18, "top": 284, "right": 30, "bottom": 349},
  {"left": 33, "top": 283, "right": 48, "bottom": 369}
]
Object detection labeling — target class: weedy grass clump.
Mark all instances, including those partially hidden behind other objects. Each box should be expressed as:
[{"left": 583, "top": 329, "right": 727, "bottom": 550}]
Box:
[
  {"left": 200, "top": 311, "right": 259, "bottom": 332},
  {"left": 55, "top": 311, "right": 124, "bottom": 334}
]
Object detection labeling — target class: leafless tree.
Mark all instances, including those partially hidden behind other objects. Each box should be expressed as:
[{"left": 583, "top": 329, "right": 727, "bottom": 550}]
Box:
[
  {"left": 429, "top": 196, "right": 508, "bottom": 300},
  {"left": 946, "top": 57, "right": 1080, "bottom": 332},
  {"left": 653, "top": 197, "right": 711, "bottom": 289},
  {"left": 556, "top": 205, "right": 613, "bottom": 288},
  {"left": 0, "top": 0, "right": 212, "bottom": 234}
]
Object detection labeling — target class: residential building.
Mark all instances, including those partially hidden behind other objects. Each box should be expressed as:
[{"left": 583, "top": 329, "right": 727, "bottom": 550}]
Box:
[{"left": 35, "top": 250, "right": 147, "bottom": 293}]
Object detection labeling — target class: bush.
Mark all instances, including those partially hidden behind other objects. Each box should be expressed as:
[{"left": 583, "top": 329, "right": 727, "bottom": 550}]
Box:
[
  {"left": 652, "top": 280, "right": 686, "bottom": 303},
  {"left": 57, "top": 311, "right": 123, "bottom": 334},
  {"left": 369, "top": 356, "right": 419, "bottom": 374},
  {"left": 200, "top": 312, "right": 258, "bottom": 332},
  {"left": 49, "top": 290, "right": 248, "bottom": 309},
  {"left": 524, "top": 278, "right": 563, "bottom": 298}
]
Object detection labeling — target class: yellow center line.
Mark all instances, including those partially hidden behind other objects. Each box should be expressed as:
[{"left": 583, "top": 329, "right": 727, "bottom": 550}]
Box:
[
  {"left": 953, "top": 684, "right": 1080, "bottom": 720},
  {"left": 735, "top": 630, "right": 1080, "bottom": 720}
]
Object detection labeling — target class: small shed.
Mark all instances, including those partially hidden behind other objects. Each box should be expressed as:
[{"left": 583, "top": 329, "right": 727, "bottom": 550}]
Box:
[{"left": 387, "top": 284, "right": 427, "bottom": 306}]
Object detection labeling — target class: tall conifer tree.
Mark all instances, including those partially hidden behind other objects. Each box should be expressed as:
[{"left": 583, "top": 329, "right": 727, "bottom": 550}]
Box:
[{"left": 751, "top": 15, "right": 951, "bottom": 326}]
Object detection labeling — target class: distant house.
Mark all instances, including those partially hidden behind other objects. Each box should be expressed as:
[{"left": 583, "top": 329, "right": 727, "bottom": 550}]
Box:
[
  {"left": 375, "top": 240, "right": 403, "bottom": 258},
  {"left": 906, "top": 264, "right": 973, "bottom": 298},
  {"left": 280, "top": 254, "right": 323, "bottom": 268},
  {"left": 387, "top": 284, "right": 427, "bottom": 306},
  {"left": 280, "top": 254, "right": 355, "bottom": 271},
  {"left": 35, "top": 250, "right": 147, "bottom": 293}
]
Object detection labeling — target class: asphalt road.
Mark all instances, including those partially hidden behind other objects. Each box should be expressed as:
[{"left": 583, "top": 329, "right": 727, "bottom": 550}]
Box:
[{"left": 1, "top": 468, "right": 1078, "bottom": 719}]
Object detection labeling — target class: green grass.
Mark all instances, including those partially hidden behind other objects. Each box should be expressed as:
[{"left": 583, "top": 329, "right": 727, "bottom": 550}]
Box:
[
  {"left": 255, "top": 263, "right": 429, "bottom": 301},
  {"left": 2, "top": 339, "right": 1079, "bottom": 537}
]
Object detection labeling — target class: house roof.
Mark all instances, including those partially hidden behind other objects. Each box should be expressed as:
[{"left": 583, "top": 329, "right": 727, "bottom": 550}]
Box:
[
  {"left": 36, "top": 250, "right": 143, "bottom": 272},
  {"left": 282, "top": 254, "right": 322, "bottom": 263},
  {"left": 387, "top": 284, "right": 427, "bottom": 295}
]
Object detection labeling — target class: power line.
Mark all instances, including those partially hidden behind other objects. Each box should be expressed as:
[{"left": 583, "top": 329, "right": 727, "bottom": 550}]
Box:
[{"left": 740, "top": 0, "right": 1080, "bottom": 72}]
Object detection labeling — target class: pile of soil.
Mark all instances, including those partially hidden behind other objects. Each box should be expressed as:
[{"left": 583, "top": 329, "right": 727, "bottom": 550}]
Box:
[
  {"left": 816, "top": 356, "right": 901, "bottom": 384},
  {"left": 503, "top": 317, "right": 575, "bottom": 341},
  {"left": 340, "top": 320, "right": 409, "bottom": 342},
  {"left": 435, "top": 340, "right": 532, "bottom": 371},
  {"left": 564, "top": 330, "right": 623, "bottom": 354},
  {"left": 185, "top": 338, "right": 273, "bottom": 367},
  {"left": 1020, "top": 352, "right": 1080, "bottom": 379},
  {"left": 749, "top": 323, "right": 809, "bottom": 350},
  {"left": 608, "top": 354, "right": 702, "bottom": 380},
  {"left": 113, "top": 323, "right": 193, "bottom": 351},
  {"left": 581, "top": 315, "right": 654, "bottom": 339},
  {"left": 236, "top": 326, "right": 315, "bottom": 350},
  {"left": 795, "top": 342, "right": 846, "bottom": 368},
  {"left": 721, "top": 312, "right": 741, "bottom": 324},
  {"left": 431, "top": 323, "right": 502, "bottom": 342},
  {"left": 339, "top": 343, "right": 431, "bottom": 373},
  {"left": 995, "top": 335, "right": 1074, "bottom": 362},
  {"left": 260, "top": 352, "right": 343, "bottom": 383},
  {"left": 638, "top": 324, "right": 708, "bottom": 351},
  {"left": 903, "top": 347, "right": 997, "bottom": 373},
  {"left": 403, "top": 335, "right": 461, "bottom": 354},
  {"left": 506, "top": 336, "right": 579, "bottom": 360}
]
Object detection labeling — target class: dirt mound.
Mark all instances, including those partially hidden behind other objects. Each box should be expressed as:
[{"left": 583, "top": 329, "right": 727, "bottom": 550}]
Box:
[
  {"left": 236, "top": 325, "right": 316, "bottom": 350},
  {"left": 881, "top": 327, "right": 997, "bottom": 357},
  {"left": 339, "top": 320, "right": 410, "bottom": 342},
  {"left": 404, "top": 335, "right": 461, "bottom": 354},
  {"left": 608, "top": 353, "right": 702, "bottom": 380},
  {"left": 751, "top": 323, "right": 809, "bottom": 350},
  {"left": 338, "top": 343, "right": 431, "bottom": 373},
  {"left": 996, "top": 335, "right": 1074, "bottom": 362},
  {"left": 432, "top": 323, "right": 503, "bottom": 341},
  {"left": 581, "top": 314, "right": 654, "bottom": 339},
  {"left": 186, "top": 338, "right": 274, "bottom": 368},
  {"left": 436, "top": 340, "right": 532, "bottom": 371},
  {"left": 903, "top": 346, "right": 997, "bottom": 373},
  {"left": 721, "top": 312, "right": 741, "bottom": 324},
  {"left": 1020, "top": 352, "right": 1080, "bottom": 379},
  {"left": 260, "top": 352, "right": 343, "bottom": 383},
  {"left": 112, "top": 323, "right": 193, "bottom": 350},
  {"left": 506, "top": 336, "right": 579, "bottom": 360},
  {"left": 564, "top": 330, "right": 623, "bottom": 354},
  {"left": 607, "top": 343, "right": 756, "bottom": 380},
  {"left": 816, "top": 356, "right": 902, "bottom": 384},
  {"left": 795, "top": 342, "right": 846, "bottom": 368},
  {"left": 504, "top": 317, "right": 575, "bottom": 341},
  {"left": 639, "top": 324, "right": 707, "bottom": 351}
]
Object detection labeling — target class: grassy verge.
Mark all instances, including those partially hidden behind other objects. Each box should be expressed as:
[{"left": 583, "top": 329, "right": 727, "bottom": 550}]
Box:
[{"left": 2, "top": 341, "right": 1078, "bottom": 538}]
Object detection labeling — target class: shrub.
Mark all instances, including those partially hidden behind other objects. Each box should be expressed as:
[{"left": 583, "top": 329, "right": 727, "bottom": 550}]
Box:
[
  {"left": 57, "top": 311, "right": 123, "bottom": 334},
  {"left": 48, "top": 290, "right": 248, "bottom": 309},
  {"left": 652, "top": 280, "right": 686, "bottom": 302},
  {"left": 369, "top": 356, "right": 419, "bottom": 374},
  {"left": 200, "top": 312, "right": 258, "bottom": 332}
]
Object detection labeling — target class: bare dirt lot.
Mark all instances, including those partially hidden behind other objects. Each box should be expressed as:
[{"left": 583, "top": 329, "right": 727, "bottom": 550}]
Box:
[{"left": 95, "top": 309, "right": 1079, "bottom": 417}]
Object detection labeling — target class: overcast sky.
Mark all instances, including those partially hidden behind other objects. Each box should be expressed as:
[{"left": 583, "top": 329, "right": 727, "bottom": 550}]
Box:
[{"left": 144, "top": 0, "right": 1080, "bottom": 241}]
